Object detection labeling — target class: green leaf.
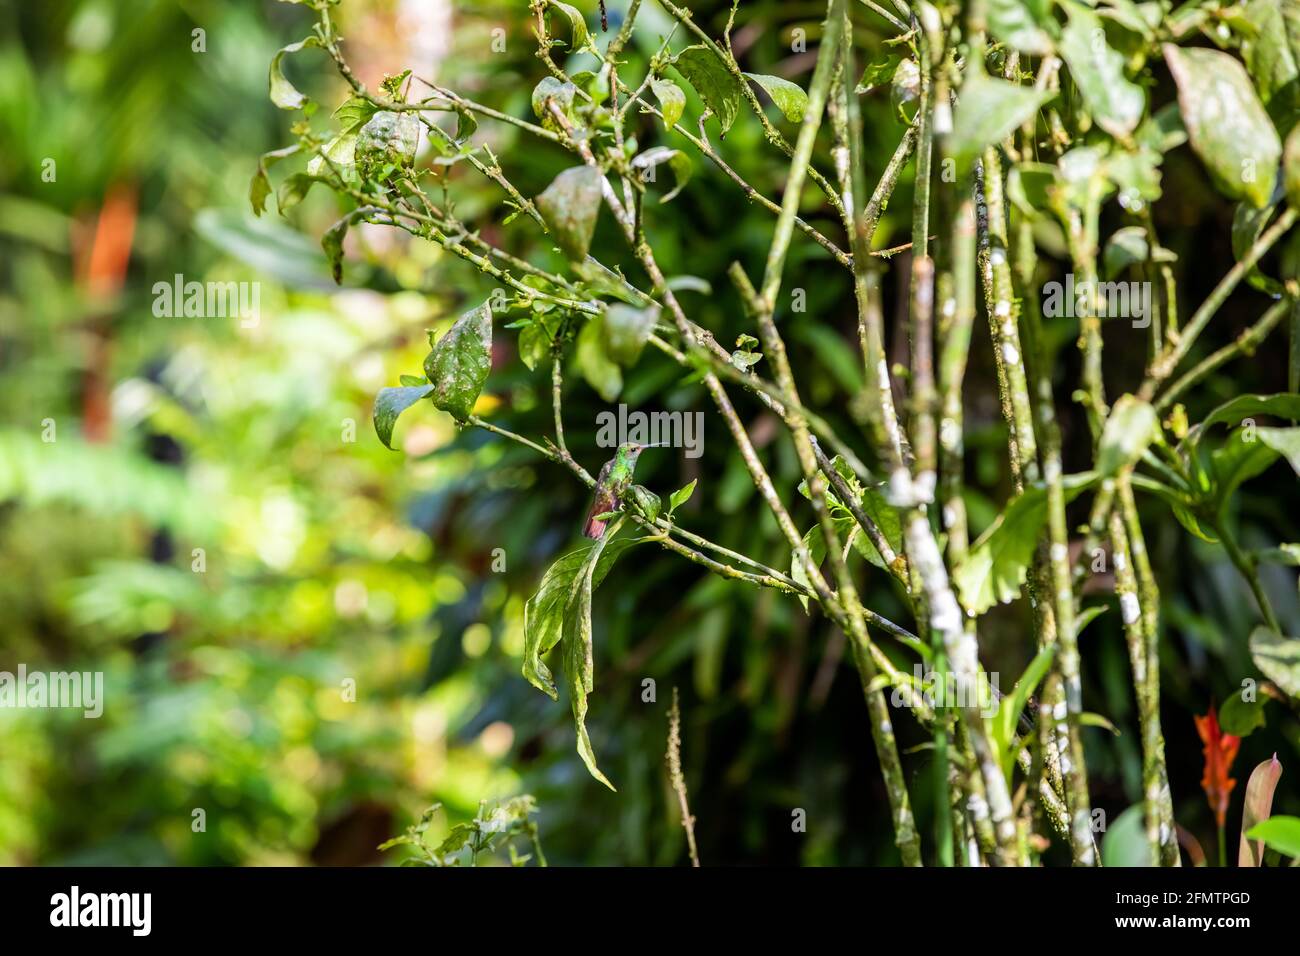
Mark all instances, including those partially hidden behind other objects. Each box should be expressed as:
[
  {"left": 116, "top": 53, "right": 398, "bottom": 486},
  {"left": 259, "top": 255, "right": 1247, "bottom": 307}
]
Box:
[
  {"left": 275, "top": 172, "right": 322, "bottom": 215},
  {"left": 545, "top": 0, "right": 590, "bottom": 53},
  {"left": 249, "top": 145, "right": 299, "bottom": 217},
  {"left": 953, "top": 473, "right": 1097, "bottom": 615},
  {"left": 399, "top": 374, "right": 426, "bottom": 387},
  {"left": 989, "top": 0, "right": 1055, "bottom": 54},
  {"left": 1097, "top": 395, "right": 1159, "bottom": 476},
  {"left": 561, "top": 523, "right": 624, "bottom": 790},
  {"left": 1187, "top": 393, "right": 1300, "bottom": 447},
  {"left": 1164, "top": 44, "right": 1281, "bottom": 208},
  {"left": 372, "top": 385, "right": 432, "bottom": 450},
  {"left": 668, "top": 478, "right": 697, "bottom": 515},
  {"left": 627, "top": 485, "right": 661, "bottom": 524},
  {"left": 1103, "top": 226, "right": 1150, "bottom": 279},
  {"left": 1240, "top": 0, "right": 1300, "bottom": 135},
  {"left": 1059, "top": 4, "right": 1145, "bottom": 137},
  {"left": 1239, "top": 755, "right": 1284, "bottom": 866},
  {"left": 1219, "top": 692, "right": 1268, "bottom": 737},
  {"left": 1286, "top": 123, "right": 1300, "bottom": 209},
  {"left": 650, "top": 77, "right": 686, "bottom": 128},
  {"left": 518, "top": 316, "right": 557, "bottom": 372},
  {"left": 1209, "top": 429, "right": 1280, "bottom": 506},
  {"left": 1231, "top": 201, "right": 1285, "bottom": 294},
  {"left": 950, "top": 71, "right": 1052, "bottom": 163},
  {"left": 1245, "top": 815, "right": 1300, "bottom": 858},
  {"left": 631, "top": 147, "right": 692, "bottom": 203},
  {"left": 1258, "top": 426, "right": 1300, "bottom": 475},
  {"left": 268, "top": 36, "right": 321, "bottom": 110},
  {"left": 536, "top": 165, "right": 604, "bottom": 261},
  {"left": 744, "top": 72, "right": 808, "bottom": 122},
  {"left": 575, "top": 315, "right": 622, "bottom": 401},
  {"left": 321, "top": 210, "right": 363, "bottom": 285},
  {"left": 423, "top": 303, "right": 492, "bottom": 423},
  {"left": 523, "top": 536, "right": 642, "bottom": 699},
  {"left": 1102, "top": 804, "right": 1158, "bottom": 866},
  {"left": 994, "top": 645, "right": 1056, "bottom": 779},
  {"left": 1250, "top": 626, "right": 1300, "bottom": 697},
  {"left": 673, "top": 45, "right": 744, "bottom": 134},
  {"left": 603, "top": 303, "right": 658, "bottom": 366},
  {"left": 856, "top": 53, "right": 901, "bottom": 94},
  {"left": 531, "top": 77, "right": 578, "bottom": 130}
]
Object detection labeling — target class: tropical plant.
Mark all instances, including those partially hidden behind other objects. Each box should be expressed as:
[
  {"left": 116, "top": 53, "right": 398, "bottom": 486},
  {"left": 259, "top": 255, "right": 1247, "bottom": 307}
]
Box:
[{"left": 258, "top": 0, "right": 1300, "bottom": 866}]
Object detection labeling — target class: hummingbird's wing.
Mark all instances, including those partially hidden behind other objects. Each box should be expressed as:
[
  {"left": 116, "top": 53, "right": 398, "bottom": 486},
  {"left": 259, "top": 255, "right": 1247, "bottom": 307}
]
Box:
[{"left": 583, "top": 462, "right": 616, "bottom": 539}]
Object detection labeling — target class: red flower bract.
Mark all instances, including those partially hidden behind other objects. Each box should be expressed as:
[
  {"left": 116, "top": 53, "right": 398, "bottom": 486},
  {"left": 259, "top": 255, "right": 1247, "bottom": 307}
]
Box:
[{"left": 1194, "top": 705, "right": 1241, "bottom": 828}]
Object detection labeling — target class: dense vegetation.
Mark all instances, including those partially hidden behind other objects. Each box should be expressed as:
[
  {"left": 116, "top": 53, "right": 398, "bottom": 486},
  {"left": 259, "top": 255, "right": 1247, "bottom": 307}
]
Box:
[{"left": 3, "top": 0, "right": 1300, "bottom": 866}]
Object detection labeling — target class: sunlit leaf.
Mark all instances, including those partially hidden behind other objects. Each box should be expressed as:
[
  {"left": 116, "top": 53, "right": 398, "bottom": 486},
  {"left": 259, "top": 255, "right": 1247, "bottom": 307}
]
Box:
[
  {"left": 744, "top": 72, "right": 808, "bottom": 122},
  {"left": 673, "top": 45, "right": 743, "bottom": 134},
  {"left": 1164, "top": 44, "right": 1281, "bottom": 208},
  {"left": 373, "top": 385, "right": 432, "bottom": 450}
]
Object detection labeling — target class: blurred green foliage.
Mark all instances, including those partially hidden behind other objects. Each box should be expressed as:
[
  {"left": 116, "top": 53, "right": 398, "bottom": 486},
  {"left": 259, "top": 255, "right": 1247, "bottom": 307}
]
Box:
[{"left": 1, "top": 0, "right": 1298, "bottom": 867}]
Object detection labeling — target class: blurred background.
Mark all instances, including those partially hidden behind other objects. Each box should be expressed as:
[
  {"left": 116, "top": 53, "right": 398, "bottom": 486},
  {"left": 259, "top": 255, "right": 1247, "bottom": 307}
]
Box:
[{"left": 1, "top": 0, "right": 1297, "bottom": 866}]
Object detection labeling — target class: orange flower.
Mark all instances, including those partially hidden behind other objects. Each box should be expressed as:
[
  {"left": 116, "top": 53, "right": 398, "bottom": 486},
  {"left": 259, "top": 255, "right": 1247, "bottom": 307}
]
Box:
[{"left": 1195, "top": 705, "right": 1241, "bottom": 828}]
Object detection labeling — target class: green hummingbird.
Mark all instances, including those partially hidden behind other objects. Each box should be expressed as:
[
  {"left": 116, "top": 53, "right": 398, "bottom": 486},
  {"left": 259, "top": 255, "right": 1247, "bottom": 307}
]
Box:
[{"left": 583, "top": 442, "right": 657, "bottom": 539}]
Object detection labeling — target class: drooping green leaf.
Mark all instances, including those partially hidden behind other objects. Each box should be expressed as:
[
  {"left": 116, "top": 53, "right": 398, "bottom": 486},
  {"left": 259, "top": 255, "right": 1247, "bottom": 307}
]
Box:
[
  {"left": 673, "top": 45, "right": 744, "bottom": 134},
  {"left": 950, "top": 71, "right": 1052, "bottom": 162},
  {"left": 1250, "top": 626, "right": 1300, "bottom": 697},
  {"left": 1219, "top": 692, "right": 1269, "bottom": 737},
  {"left": 668, "top": 478, "right": 697, "bottom": 515},
  {"left": 249, "top": 145, "right": 299, "bottom": 216},
  {"left": 953, "top": 473, "right": 1097, "bottom": 615},
  {"left": 1097, "top": 395, "right": 1159, "bottom": 476},
  {"left": 268, "top": 36, "right": 321, "bottom": 110},
  {"left": 1102, "top": 804, "right": 1158, "bottom": 866},
  {"left": 603, "top": 303, "right": 658, "bottom": 366},
  {"left": 372, "top": 385, "right": 433, "bottom": 450},
  {"left": 650, "top": 77, "right": 686, "bottom": 128},
  {"left": 536, "top": 165, "right": 604, "bottom": 261},
  {"left": 561, "top": 522, "right": 623, "bottom": 790},
  {"left": 1209, "top": 428, "right": 1281, "bottom": 506},
  {"left": 1245, "top": 815, "right": 1300, "bottom": 858},
  {"left": 1059, "top": 4, "right": 1145, "bottom": 136},
  {"left": 630, "top": 147, "right": 692, "bottom": 203},
  {"left": 1239, "top": 755, "right": 1284, "bottom": 866},
  {"left": 522, "top": 535, "right": 642, "bottom": 699},
  {"left": 575, "top": 314, "right": 622, "bottom": 401},
  {"left": 423, "top": 303, "right": 493, "bottom": 422},
  {"left": 275, "top": 172, "right": 323, "bottom": 215},
  {"left": 1164, "top": 44, "right": 1281, "bottom": 208},
  {"left": 744, "top": 72, "right": 808, "bottom": 122},
  {"left": 321, "top": 210, "right": 363, "bottom": 284},
  {"left": 545, "top": 0, "right": 590, "bottom": 53}
]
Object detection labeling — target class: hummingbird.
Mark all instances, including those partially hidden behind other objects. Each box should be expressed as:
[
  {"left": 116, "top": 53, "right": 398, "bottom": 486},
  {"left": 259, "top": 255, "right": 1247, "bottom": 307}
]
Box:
[{"left": 583, "top": 442, "right": 658, "bottom": 539}]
